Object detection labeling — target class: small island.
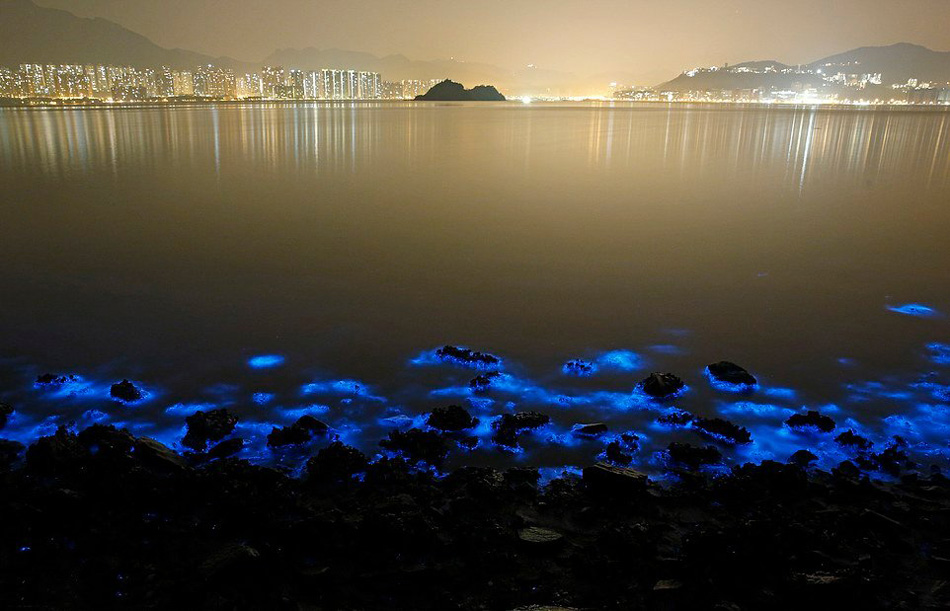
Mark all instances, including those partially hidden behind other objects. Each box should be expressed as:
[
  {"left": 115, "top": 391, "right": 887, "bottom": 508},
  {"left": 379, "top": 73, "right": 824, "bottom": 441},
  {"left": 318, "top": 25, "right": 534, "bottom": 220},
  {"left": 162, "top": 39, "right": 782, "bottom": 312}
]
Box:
[{"left": 414, "top": 80, "right": 506, "bottom": 101}]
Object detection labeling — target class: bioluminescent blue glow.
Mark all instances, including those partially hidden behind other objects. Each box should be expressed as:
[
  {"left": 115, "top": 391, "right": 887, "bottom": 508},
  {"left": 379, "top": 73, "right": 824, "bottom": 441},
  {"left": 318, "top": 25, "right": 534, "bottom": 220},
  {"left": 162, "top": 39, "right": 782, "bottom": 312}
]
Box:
[
  {"left": 704, "top": 368, "right": 759, "bottom": 394},
  {"left": 649, "top": 344, "right": 686, "bottom": 355},
  {"left": 248, "top": 354, "right": 286, "bottom": 369},
  {"left": 252, "top": 392, "right": 275, "bottom": 405},
  {"left": 301, "top": 379, "right": 385, "bottom": 402},
  {"left": 409, "top": 347, "right": 503, "bottom": 371},
  {"left": 927, "top": 343, "right": 950, "bottom": 365},
  {"left": 886, "top": 303, "right": 940, "bottom": 318},
  {"left": 762, "top": 387, "right": 796, "bottom": 399},
  {"left": 719, "top": 401, "right": 794, "bottom": 419},
  {"left": 594, "top": 350, "right": 644, "bottom": 372}
]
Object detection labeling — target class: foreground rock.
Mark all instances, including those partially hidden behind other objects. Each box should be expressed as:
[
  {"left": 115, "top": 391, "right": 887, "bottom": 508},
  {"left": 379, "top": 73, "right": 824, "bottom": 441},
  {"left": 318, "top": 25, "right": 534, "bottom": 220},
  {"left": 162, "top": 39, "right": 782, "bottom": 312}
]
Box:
[
  {"left": 492, "top": 411, "right": 551, "bottom": 448},
  {"left": 110, "top": 379, "right": 143, "bottom": 402},
  {"left": 0, "top": 402, "right": 12, "bottom": 429},
  {"left": 786, "top": 410, "right": 836, "bottom": 433},
  {"left": 1, "top": 423, "right": 948, "bottom": 610},
  {"left": 183, "top": 409, "right": 238, "bottom": 451},
  {"left": 267, "top": 416, "right": 329, "bottom": 447},
  {"left": 426, "top": 405, "right": 477, "bottom": 431},
  {"left": 637, "top": 372, "right": 685, "bottom": 398},
  {"left": 706, "top": 361, "right": 758, "bottom": 387}
]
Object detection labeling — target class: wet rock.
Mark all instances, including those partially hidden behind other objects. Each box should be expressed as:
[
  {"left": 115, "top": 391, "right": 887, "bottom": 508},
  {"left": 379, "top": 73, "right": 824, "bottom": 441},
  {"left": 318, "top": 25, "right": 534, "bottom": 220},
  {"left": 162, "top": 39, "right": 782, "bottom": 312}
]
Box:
[
  {"left": 786, "top": 410, "right": 836, "bottom": 433},
  {"left": 657, "top": 409, "right": 693, "bottom": 426},
  {"left": 491, "top": 411, "right": 550, "bottom": 447},
  {"left": 833, "top": 460, "right": 861, "bottom": 479},
  {"left": 208, "top": 437, "right": 244, "bottom": 460},
  {"left": 583, "top": 462, "right": 648, "bottom": 493},
  {"left": 518, "top": 526, "right": 563, "bottom": 546},
  {"left": 34, "top": 373, "right": 79, "bottom": 385},
  {"left": 694, "top": 417, "right": 752, "bottom": 444},
  {"left": 25, "top": 426, "right": 88, "bottom": 473},
  {"left": 638, "top": 372, "right": 685, "bottom": 398},
  {"left": 667, "top": 442, "right": 722, "bottom": 467},
  {"left": 267, "top": 416, "right": 328, "bottom": 447},
  {"left": 706, "top": 361, "right": 757, "bottom": 386},
  {"left": 0, "top": 439, "right": 24, "bottom": 469},
  {"left": 0, "top": 402, "right": 12, "bottom": 429},
  {"left": 134, "top": 437, "right": 187, "bottom": 471},
  {"left": 788, "top": 449, "right": 818, "bottom": 467},
  {"left": 426, "top": 405, "right": 477, "bottom": 431},
  {"left": 182, "top": 409, "right": 238, "bottom": 451},
  {"left": 380, "top": 428, "right": 450, "bottom": 465},
  {"left": 835, "top": 430, "right": 872, "bottom": 451},
  {"left": 436, "top": 345, "right": 500, "bottom": 367},
  {"left": 110, "top": 379, "right": 143, "bottom": 402},
  {"left": 468, "top": 372, "right": 501, "bottom": 392},
  {"left": 306, "top": 441, "right": 368, "bottom": 482},
  {"left": 605, "top": 440, "right": 633, "bottom": 465},
  {"left": 872, "top": 446, "right": 915, "bottom": 476},
  {"left": 563, "top": 359, "right": 595, "bottom": 376},
  {"left": 76, "top": 424, "right": 135, "bottom": 459},
  {"left": 573, "top": 422, "right": 608, "bottom": 437}
]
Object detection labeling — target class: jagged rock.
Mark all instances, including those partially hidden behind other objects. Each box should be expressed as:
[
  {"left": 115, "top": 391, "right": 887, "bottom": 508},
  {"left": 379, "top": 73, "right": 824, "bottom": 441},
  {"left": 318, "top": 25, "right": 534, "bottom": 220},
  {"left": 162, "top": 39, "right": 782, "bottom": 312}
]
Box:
[
  {"left": 638, "top": 373, "right": 685, "bottom": 398},
  {"left": 25, "top": 426, "right": 88, "bottom": 473},
  {"left": 563, "top": 359, "right": 595, "bottom": 376},
  {"left": 294, "top": 415, "right": 329, "bottom": 434},
  {"left": 835, "top": 430, "right": 872, "bottom": 450},
  {"left": 694, "top": 417, "right": 752, "bottom": 444},
  {"left": 833, "top": 460, "right": 861, "bottom": 479},
  {"left": 605, "top": 440, "right": 633, "bottom": 465},
  {"left": 0, "top": 402, "right": 12, "bottom": 429},
  {"left": 207, "top": 437, "right": 244, "bottom": 460},
  {"left": 786, "top": 410, "right": 836, "bottom": 433},
  {"left": 306, "top": 442, "right": 368, "bottom": 482},
  {"left": 182, "top": 409, "right": 238, "bottom": 451},
  {"left": 573, "top": 422, "right": 608, "bottom": 437},
  {"left": 380, "top": 428, "right": 450, "bottom": 465},
  {"left": 872, "top": 446, "right": 914, "bottom": 476},
  {"left": 426, "top": 405, "right": 477, "bottom": 431},
  {"left": 788, "top": 449, "right": 819, "bottom": 467},
  {"left": 134, "top": 437, "right": 187, "bottom": 471},
  {"left": 76, "top": 424, "right": 135, "bottom": 458},
  {"left": 583, "top": 462, "right": 648, "bottom": 493},
  {"left": 0, "top": 439, "right": 24, "bottom": 469},
  {"left": 657, "top": 410, "right": 693, "bottom": 426},
  {"left": 469, "top": 372, "right": 501, "bottom": 393},
  {"left": 667, "top": 442, "right": 722, "bottom": 467},
  {"left": 492, "top": 411, "right": 550, "bottom": 447},
  {"left": 435, "top": 344, "right": 500, "bottom": 367},
  {"left": 110, "top": 379, "right": 143, "bottom": 402},
  {"left": 267, "top": 416, "right": 328, "bottom": 447},
  {"left": 415, "top": 80, "right": 506, "bottom": 101},
  {"left": 706, "top": 361, "right": 758, "bottom": 386}
]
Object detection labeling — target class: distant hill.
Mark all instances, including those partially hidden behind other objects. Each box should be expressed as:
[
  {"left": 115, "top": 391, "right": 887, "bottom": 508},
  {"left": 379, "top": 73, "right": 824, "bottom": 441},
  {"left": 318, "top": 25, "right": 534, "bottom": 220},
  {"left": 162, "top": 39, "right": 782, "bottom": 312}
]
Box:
[
  {"left": 658, "top": 43, "right": 950, "bottom": 91},
  {"left": 414, "top": 80, "right": 506, "bottom": 101},
  {"left": 0, "top": 0, "right": 251, "bottom": 70},
  {"left": 808, "top": 43, "right": 950, "bottom": 84}
]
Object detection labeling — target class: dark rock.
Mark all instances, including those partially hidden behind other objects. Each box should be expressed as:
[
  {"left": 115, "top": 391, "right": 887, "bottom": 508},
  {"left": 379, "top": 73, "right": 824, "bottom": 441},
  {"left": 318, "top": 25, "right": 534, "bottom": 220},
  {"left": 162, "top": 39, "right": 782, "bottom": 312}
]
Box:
[
  {"left": 657, "top": 409, "right": 693, "bottom": 426},
  {"left": 435, "top": 344, "right": 500, "bottom": 367},
  {"left": 380, "top": 428, "right": 450, "bottom": 466},
  {"left": 134, "top": 437, "right": 187, "bottom": 471},
  {"left": 0, "top": 439, "right": 24, "bottom": 469},
  {"left": 426, "top": 405, "right": 477, "bottom": 431},
  {"left": 0, "top": 402, "right": 12, "bottom": 429},
  {"left": 563, "top": 359, "right": 595, "bottom": 376},
  {"left": 491, "top": 411, "right": 551, "bottom": 448},
  {"left": 583, "top": 462, "right": 648, "bottom": 493},
  {"left": 788, "top": 449, "right": 819, "bottom": 467},
  {"left": 835, "top": 430, "right": 872, "bottom": 450},
  {"left": 25, "top": 426, "right": 88, "bottom": 473},
  {"left": 415, "top": 80, "right": 506, "bottom": 101},
  {"left": 573, "top": 422, "right": 608, "bottom": 437},
  {"left": 468, "top": 372, "right": 501, "bottom": 393},
  {"left": 786, "top": 410, "right": 836, "bottom": 433},
  {"left": 207, "top": 437, "right": 244, "bottom": 460},
  {"left": 266, "top": 425, "right": 310, "bottom": 447},
  {"left": 110, "top": 379, "right": 143, "bottom": 402},
  {"left": 605, "top": 440, "right": 633, "bottom": 465},
  {"left": 638, "top": 372, "right": 685, "bottom": 398},
  {"left": 872, "top": 446, "right": 914, "bottom": 476},
  {"left": 306, "top": 442, "right": 368, "bottom": 482},
  {"left": 694, "top": 417, "right": 752, "bottom": 444},
  {"left": 667, "top": 442, "right": 722, "bottom": 467},
  {"left": 76, "top": 424, "right": 135, "bottom": 459},
  {"left": 706, "top": 361, "right": 757, "bottom": 386},
  {"left": 182, "top": 409, "right": 238, "bottom": 451},
  {"left": 833, "top": 460, "right": 861, "bottom": 479}
]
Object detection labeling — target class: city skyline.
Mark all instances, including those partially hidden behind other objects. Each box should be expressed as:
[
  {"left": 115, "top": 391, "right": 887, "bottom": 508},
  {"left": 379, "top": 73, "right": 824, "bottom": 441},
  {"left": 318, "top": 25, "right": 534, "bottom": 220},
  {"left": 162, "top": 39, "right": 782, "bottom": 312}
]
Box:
[{"left": 27, "top": 0, "right": 950, "bottom": 84}]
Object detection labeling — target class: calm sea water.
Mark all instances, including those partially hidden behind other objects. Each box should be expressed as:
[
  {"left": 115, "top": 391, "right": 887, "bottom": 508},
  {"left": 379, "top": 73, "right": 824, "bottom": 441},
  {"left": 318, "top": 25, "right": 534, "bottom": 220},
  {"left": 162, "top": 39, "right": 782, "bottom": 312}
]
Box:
[{"left": 1, "top": 102, "right": 949, "bottom": 473}]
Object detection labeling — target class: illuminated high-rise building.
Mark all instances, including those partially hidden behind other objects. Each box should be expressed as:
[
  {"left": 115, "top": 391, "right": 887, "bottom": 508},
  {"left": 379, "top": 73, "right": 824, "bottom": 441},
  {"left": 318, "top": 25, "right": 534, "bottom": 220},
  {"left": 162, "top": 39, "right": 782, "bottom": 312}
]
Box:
[
  {"left": 172, "top": 71, "right": 195, "bottom": 96},
  {"left": 261, "top": 66, "right": 285, "bottom": 99}
]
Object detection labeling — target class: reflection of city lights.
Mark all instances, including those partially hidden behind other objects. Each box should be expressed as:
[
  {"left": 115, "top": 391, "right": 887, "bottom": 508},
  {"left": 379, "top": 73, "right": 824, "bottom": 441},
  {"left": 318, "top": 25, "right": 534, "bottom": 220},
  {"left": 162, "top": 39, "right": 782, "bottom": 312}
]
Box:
[{"left": 521, "top": 96, "right": 532, "bottom": 104}]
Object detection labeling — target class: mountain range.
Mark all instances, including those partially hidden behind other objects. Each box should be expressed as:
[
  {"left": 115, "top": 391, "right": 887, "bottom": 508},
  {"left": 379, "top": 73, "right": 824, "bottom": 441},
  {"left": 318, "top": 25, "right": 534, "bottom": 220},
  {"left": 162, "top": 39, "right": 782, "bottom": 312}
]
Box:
[{"left": 2, "top": 0, "right": 949, "bottom": 94}]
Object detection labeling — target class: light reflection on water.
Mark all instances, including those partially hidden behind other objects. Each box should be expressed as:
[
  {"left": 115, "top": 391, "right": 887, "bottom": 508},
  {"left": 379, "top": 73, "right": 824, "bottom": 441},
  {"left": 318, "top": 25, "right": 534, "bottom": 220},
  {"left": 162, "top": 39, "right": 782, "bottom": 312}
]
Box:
[{"left": 1, "top": 102, "right": 950, "bottom": 473}]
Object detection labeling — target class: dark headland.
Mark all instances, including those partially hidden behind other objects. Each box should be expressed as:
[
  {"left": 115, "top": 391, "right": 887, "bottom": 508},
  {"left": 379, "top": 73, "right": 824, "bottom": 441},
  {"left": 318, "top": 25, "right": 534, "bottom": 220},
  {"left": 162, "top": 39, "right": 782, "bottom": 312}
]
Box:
[{"left": 415, "top": 79, "right": 506, "bottom": 101}]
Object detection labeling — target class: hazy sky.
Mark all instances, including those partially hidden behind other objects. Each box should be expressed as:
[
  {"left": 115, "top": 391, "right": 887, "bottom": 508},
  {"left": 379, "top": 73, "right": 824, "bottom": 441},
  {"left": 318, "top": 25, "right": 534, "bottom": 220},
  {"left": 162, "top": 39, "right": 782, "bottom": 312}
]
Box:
[{"left": 35, "top": 0, "right": 950, "bottom": 81}]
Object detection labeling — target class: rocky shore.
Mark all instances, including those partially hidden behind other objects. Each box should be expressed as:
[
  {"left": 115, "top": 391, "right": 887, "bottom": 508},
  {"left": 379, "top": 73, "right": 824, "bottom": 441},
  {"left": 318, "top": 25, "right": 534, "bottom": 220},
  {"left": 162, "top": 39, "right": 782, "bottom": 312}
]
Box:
[{"left": 1, "top": 417, "right": 949, "bottom": 610}]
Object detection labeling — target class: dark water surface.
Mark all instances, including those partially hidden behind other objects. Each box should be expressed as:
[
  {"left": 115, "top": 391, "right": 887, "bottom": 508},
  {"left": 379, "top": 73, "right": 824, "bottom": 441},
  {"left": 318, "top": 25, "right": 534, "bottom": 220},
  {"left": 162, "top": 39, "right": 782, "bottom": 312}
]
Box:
[{"left": 2, "top": 102, "right": 950, "bottom": 474}]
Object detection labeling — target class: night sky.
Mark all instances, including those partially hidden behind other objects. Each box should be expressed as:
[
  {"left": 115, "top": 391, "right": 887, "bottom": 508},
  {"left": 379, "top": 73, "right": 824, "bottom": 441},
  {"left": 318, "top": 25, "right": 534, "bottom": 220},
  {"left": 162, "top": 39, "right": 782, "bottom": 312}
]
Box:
[{"left": 33, "top": 0, "right": 950, "bottom": 82}]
